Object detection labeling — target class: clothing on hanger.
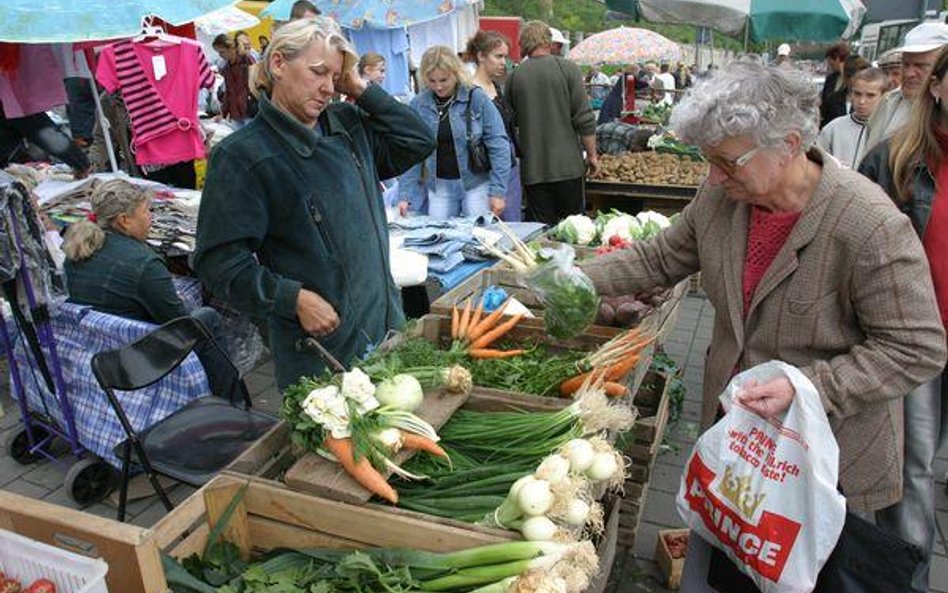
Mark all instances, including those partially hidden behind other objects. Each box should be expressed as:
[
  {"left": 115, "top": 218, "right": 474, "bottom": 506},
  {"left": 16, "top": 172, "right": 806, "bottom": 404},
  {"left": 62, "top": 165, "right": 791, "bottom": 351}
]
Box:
[
  {"left": 347, "top": 27, "right": 411, "bottom": 98},
  {"left": 95, "top": 37, "right": 214, "bottom": 168}
]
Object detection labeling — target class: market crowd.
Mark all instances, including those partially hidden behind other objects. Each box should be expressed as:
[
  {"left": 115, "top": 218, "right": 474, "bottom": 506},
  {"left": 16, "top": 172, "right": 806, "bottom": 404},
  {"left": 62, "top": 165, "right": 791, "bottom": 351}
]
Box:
[{"left": 5, "top": 5, "right": 948, "bottom": 591}]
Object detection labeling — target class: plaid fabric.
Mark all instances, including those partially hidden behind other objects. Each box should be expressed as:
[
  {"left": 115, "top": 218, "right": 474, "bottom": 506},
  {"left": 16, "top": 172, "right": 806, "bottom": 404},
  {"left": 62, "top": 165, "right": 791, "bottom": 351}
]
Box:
[
  {"left": 595, "top": 122, "right": 655, "bottom": 156},
  {"left": 7, "top": 277, "right": 210, "bottom": 468}
]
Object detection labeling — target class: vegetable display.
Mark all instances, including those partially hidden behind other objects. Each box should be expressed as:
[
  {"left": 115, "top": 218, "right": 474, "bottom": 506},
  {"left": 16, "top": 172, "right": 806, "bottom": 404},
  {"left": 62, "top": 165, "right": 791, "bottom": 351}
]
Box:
[
  {"left": 282, "top": 368, "right": 462, "bottom": 503},
  {"left": 550, "top": 210, "right": 675, "bottom": 248},
  {"left": 449, "top": 298, "right": 525, "bottom": 359},
  {"left": 0, "top": 576, "right": 56, "bottom": 593},
  {"left": 167, "top": 536, "right": 601, "bottom": 593},
  {"left": 589, "top": 151, "right": 707, "bottom": 186},
  {"left": 478, "top": 225, "right": 599, "bottom": 341}
]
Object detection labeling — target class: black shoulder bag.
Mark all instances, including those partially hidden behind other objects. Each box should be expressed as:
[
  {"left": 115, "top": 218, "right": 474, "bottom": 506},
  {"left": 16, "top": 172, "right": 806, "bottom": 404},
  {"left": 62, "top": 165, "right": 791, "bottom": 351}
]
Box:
[{"left": 465, "top": 86, "right": 491, "bottom": 174}]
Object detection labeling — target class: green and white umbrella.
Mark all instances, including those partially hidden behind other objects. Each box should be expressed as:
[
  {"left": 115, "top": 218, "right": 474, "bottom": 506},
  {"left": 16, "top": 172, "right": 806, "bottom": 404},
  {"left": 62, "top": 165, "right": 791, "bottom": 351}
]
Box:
[{"left": 611, "top": 0, "right": 865, "bottom": 43}]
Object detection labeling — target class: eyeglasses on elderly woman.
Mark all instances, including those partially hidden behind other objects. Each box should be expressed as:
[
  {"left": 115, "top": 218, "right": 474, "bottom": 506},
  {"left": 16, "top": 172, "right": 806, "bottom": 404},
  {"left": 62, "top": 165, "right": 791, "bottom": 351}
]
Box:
[{"left": 703, "top": 144, "right": 764, "bottom": 177}]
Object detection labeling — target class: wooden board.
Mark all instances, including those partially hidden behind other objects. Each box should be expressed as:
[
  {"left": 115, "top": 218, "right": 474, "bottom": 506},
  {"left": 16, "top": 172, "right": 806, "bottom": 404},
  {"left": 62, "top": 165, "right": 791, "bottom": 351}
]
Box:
[
  {"left": 655, "top": 528, "right": 690, "bottom": 589},
  {"left": 284, "top": 388, "right": 470, "bottom": 504},
  {"left": 0, "top": 490, "right": 165, "bottom": 593}
]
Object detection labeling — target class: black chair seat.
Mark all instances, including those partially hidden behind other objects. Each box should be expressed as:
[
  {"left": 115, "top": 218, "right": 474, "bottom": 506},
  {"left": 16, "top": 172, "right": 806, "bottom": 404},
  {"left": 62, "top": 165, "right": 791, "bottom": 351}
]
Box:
[{"left": 114, "top": 398, "right": 277, "bottom": 486}]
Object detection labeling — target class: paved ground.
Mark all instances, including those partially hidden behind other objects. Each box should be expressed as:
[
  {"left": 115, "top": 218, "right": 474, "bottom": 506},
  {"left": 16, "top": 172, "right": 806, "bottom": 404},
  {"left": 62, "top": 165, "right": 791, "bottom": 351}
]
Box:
[{"left": 3, "top": 294, "right": 948, "bottom": 591}]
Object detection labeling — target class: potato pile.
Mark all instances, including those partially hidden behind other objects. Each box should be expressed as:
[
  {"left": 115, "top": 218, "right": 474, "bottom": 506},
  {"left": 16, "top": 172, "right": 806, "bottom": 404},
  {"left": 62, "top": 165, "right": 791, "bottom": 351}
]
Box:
[
  {"left": 591, "top": 152, "right": 708, "bottom": 187},
  {"left": 596, "top": 286, "right": 673, "bottom": 328}
]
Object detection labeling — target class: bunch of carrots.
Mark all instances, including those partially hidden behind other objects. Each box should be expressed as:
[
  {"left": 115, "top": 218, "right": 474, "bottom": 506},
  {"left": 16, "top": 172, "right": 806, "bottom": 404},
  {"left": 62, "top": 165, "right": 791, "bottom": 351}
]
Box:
[
  {"left": 559, "top": 327, "right": 655, "bottom": 398},
  {"left": 451, "top": 297, "right": 526, "bottom": 359}
]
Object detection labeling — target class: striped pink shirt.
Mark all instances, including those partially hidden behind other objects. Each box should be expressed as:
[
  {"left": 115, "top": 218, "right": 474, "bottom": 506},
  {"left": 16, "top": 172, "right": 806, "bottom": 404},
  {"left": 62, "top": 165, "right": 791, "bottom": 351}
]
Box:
[{"left": 96, "top": 40, "right": 214, "bottom": 166}]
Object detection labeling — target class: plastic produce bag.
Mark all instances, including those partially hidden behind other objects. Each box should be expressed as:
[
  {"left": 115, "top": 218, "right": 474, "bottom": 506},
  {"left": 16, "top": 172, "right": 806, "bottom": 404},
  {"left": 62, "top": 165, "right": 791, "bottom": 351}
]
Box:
[
  {"left": 523, "top": 244, "right": 599, "bottom": 339},
  {"left": 676, "top": 361, "right": 846, "bottom": 593}
]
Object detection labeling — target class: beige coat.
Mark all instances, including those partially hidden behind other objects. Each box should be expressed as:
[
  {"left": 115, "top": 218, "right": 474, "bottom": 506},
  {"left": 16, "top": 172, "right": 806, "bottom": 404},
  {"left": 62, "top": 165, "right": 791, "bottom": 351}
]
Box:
[{"left": 580, "top": 150, "right": 947, "bottom": 511}]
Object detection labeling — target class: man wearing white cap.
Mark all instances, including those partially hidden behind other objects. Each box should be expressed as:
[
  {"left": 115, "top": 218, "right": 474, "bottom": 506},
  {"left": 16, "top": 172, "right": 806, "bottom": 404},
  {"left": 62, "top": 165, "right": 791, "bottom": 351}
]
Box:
[
  {"left": 549, "top": 27, "right": 568, "bottom": 56},
  {"left": 775, "top": 43, "right": 791, "bottom": 67},
  {"left": 857, "top": 22, "right": 948, "bottom": 166}
]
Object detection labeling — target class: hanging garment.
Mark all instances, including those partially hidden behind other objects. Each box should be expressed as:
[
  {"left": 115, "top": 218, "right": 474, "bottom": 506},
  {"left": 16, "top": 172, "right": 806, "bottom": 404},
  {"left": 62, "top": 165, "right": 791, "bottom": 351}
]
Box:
[
  {"left": 0, "top": 44, "right": 67, "bottom": 118},
  {"left": 96, "top": 39, "right": 214, "bottom": 167},
  {"left": 407, "top": 13, "right": 458, "bottom": 66},
  {"left": 347, "top": 27, "right": 411, "bottom": 98}
]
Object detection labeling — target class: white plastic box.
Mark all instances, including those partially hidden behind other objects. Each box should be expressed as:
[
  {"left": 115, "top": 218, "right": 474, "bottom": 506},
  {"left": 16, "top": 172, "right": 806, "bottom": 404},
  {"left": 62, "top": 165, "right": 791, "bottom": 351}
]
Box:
[{"left": 0, "top": 529, "right": 109, "bottom": 593}]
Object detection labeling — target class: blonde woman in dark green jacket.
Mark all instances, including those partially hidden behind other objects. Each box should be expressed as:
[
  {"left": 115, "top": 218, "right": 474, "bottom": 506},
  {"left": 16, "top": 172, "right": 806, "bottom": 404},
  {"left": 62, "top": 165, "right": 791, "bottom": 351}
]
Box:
[{"left": 194, "top": 17, "right": 435, "bottom": 390}]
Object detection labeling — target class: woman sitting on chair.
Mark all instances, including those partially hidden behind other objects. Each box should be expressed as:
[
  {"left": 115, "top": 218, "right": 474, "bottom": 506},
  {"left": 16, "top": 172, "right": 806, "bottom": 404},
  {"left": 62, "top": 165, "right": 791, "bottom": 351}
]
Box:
[
  {"left": 62, "top": 179, "right": 232, "bottom": 392},
  {"left": 62, "top": 179, "right": 215, "bottom": 327}
]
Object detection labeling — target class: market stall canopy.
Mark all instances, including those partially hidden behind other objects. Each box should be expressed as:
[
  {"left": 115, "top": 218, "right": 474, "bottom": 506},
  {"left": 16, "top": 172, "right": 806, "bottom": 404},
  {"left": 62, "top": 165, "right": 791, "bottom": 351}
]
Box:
[
  {"left": 0, "top": 0, "right": 240, "bottom": 42},
  {"left": 607, "top": 0, "right": 866, "bottom": 43},
  {"left": 194, "top": 4, "right": 260, "bottom": 36},
  {"left": 569, "top": 26, "right": 682, "bottom": 66},
  {"left": 261, "top": 0, "right": 477, "bottom": 28}
]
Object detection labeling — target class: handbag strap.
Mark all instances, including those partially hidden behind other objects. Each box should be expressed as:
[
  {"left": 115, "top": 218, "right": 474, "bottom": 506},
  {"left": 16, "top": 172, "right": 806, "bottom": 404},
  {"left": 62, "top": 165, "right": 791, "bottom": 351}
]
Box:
[{"left": 465, "top": 85, "right": 477, "bottom": 141}]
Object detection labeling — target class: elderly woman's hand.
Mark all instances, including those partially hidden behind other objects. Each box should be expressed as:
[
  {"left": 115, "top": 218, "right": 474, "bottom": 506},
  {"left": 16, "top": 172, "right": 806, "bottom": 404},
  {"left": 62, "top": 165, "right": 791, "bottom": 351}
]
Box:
[
  {"left": 296, "top": 288, "right": 340, "bottom": 336},
  {"left": 735, "top": 376, "right": 795, "bottom": 420}
]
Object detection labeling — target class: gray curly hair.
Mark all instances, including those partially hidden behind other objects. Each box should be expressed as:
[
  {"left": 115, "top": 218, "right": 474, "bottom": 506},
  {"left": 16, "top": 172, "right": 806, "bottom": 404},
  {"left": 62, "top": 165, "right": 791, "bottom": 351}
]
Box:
[{"left": 670, "top": 61, "right": 819, "bottom": 152}]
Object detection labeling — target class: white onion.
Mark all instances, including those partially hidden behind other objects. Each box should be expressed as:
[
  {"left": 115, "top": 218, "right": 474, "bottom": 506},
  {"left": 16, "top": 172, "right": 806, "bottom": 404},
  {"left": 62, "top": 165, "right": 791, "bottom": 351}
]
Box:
[
  {"left": 562, "top": 439, "right": 595, "bottom": 473},
  {"left": 518, "top": 479, "right": 554, "bottom": 516},
  {"left": 521, "top": 515, "right": 558, "bottom": 541},
  {"left": 509, "top": 475, "right": 536, "bottom": 499},
  {"left": 536, "top": 455, "right": 571, "bottom": 483},
  {"left": 562, "top": 499, "right": 591, "bottom": 527},
  {"left": 374, "top": 428, "right": 403, "bottom": 453},
  {"left": 586, "top": 452, "right": 619, "bottom": 482}
]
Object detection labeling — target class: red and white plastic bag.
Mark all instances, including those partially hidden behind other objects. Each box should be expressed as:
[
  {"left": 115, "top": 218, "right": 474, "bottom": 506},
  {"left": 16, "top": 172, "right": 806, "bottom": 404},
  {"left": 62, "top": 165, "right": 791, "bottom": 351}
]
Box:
[{"left": 676, "top": 361, "right": 846, "bottom": 593}]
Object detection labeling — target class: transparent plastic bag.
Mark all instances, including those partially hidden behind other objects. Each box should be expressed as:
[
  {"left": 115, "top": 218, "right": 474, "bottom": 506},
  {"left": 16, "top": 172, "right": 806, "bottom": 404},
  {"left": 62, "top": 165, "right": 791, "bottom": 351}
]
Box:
[{"left": 523, "top": 244, "right": 600, "bottom": 339}]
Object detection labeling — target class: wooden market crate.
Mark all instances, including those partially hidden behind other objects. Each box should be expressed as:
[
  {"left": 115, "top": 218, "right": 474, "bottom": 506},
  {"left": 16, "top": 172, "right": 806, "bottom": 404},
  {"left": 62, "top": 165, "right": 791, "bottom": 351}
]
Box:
[
  {"left": 655, "top": 528, "right": 690, "bottom": 590},
  {"left": 617, "top": 370, "right": 674, "bottom": 547},
  {"left": 153, "top": 474, "right": 621, "bottom": 593},
  {"left": 0, "top": 490, "right": 166, "bottom": 593}
]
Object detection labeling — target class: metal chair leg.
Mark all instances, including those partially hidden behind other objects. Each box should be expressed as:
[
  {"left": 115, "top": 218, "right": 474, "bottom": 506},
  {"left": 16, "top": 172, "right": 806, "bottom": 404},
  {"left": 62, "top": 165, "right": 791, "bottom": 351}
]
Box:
[
  {"left": 131, "top": 440, "right": 174, "bottom": 511},
  {"left": 118, "top": 441, "right": 131, "bottom": 522}
]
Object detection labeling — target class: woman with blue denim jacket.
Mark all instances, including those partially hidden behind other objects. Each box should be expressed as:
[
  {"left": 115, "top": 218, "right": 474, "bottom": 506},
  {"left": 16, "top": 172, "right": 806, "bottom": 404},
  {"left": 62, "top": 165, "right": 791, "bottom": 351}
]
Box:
[{"left": 397, "top": 46, "right": 510, "bottom": 219}]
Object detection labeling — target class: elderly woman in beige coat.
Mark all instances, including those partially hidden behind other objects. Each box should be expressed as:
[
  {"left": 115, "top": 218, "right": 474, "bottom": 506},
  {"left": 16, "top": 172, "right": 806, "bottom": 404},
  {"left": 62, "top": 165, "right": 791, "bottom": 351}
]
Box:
[{"left": 579, "top": 61, "right": 947, "bottom": 585}]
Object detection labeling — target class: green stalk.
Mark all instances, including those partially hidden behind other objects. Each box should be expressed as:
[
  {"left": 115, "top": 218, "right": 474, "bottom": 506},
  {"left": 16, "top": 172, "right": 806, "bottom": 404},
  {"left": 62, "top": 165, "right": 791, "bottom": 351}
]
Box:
[
  {"left": 418, "top": 559, "right": 535, "bottom": 591},
  {"left": 436, "top": 541, "right": 548, "bottom": 569},
  {"left": 465, "top": 577, "right": 517, "bottom": 593}
]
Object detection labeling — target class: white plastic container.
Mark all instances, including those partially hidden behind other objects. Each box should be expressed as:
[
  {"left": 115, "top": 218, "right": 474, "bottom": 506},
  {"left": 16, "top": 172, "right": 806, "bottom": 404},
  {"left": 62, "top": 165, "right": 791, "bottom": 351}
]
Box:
[{"left": 0, "top": 529, "right": 109, "bottom": 593}]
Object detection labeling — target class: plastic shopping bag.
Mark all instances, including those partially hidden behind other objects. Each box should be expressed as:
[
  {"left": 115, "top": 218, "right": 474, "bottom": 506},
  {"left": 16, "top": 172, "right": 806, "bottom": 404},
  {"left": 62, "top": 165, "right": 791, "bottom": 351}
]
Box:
[
  {"left": 522, "top": 244, "right": 599, "bottom": 340},
  {"left": 676, "top": 361, "right": 846, "bottom": 593}
]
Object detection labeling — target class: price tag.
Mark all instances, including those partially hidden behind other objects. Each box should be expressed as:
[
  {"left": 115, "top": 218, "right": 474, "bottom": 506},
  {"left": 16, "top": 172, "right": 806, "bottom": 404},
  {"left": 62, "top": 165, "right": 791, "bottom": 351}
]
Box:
[{"left": 152, "top": 55, "right": 167, "bottom": 81}]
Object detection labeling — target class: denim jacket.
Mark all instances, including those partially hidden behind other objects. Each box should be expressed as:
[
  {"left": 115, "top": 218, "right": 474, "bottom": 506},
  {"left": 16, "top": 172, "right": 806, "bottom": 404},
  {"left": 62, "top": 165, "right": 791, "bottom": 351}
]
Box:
[
  {"left": 398, "top": 85, "right": 510, "bottom": 208},
  {"left": 858, "top": 140, "right": 935, "bottom": 237}
]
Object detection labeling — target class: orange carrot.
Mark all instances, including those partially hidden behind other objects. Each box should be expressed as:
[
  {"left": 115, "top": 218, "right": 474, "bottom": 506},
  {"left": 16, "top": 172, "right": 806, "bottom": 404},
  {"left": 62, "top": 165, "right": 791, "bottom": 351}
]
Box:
[
  {"left": 467, "top": 298, "right": 510, "bottom": 343},
  {"left": 603, "top": 381, "right": 630, "bottom": 397},
  {"left": 471, "top": 313, "right": 524, "bottom": 349},
  {"left": 458, "top": 299, "right": 473, "bottom": 339},
  {"left": 559, "top": 371, "right": 594, "bottom": 397},
  {"left": 469, "top": 348, "right": 526, "bottom": 359},
  {"left": 401, "top": 432, "right": 449, "bottom": 459},
  {"left": 605, "top": 353, "right": 640, "bottom": 382},
  {"left": 451, "top": 306, "right": 460, "bottom": 339},
  {"left": 324, "top": 436, "right": 398, "bottom": 504},
  {"left": 467, "top": 300, "right": 484, "bottom": 337}
]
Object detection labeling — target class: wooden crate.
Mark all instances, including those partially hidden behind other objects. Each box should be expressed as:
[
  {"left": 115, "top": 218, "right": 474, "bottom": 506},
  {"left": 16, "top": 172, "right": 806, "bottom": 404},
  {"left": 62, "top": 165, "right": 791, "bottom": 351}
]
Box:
[
  {"left": 401, "top": 314, "right": 653, "bottom": 401},
  {"left": 655, "top": 528, "right": 689, "bottom": 589},
  {"left": 0, "top": 490, "right": 166, "bottom": 593},
  {"left": 154, "top": 474, "right": 620, "bottom": 593},
  {"left": 617, "top": 370, "right": 674, "bottom": 547}
]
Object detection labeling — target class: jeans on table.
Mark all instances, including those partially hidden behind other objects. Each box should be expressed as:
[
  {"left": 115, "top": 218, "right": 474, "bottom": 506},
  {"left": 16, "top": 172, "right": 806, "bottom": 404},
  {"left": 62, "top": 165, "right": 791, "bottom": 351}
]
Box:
[{"left": 428, "top": 178, "right": 489, "bottom": 220}]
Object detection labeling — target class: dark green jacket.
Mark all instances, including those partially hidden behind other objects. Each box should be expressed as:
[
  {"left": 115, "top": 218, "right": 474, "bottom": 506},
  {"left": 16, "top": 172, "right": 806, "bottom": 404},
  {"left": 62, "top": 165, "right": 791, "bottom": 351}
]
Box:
[
  {"left": 65, "top": 231, "right": 187, "bottom": 323},
  {"left": 194, "top": 86, "right": 435, "bottom": 390}
]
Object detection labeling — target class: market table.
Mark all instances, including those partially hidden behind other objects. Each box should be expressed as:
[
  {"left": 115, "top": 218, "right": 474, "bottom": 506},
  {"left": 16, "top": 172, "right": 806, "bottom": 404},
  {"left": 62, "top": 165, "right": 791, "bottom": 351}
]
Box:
[{"left": 585, "top": 180, "right": 697, "bottom": 217}]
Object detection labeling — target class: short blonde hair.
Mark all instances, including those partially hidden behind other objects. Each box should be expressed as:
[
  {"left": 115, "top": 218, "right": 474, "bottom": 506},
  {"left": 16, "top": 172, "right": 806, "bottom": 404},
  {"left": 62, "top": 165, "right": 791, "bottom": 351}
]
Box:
[
  {"left": 520, "top": 21, "right": 552, "bottom": 57},
  {"left": 420, "top": 46, "right": 472, "bottom": 88},
  {"left": 253, "top": 17, "right": 357, "bottom": 97}
]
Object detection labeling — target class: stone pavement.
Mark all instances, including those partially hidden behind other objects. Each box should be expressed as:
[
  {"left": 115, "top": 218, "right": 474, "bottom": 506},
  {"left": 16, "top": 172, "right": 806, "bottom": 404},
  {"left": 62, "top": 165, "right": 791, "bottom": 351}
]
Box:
[{"left": 3, "top": 295, "right": 948, "bottom": 592}]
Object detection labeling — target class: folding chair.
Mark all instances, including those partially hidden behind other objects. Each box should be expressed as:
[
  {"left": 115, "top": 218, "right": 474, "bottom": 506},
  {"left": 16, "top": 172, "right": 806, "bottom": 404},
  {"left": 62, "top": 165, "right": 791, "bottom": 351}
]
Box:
[{"left": 91, "top": 316, "right": 277, "bottom": 521}]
